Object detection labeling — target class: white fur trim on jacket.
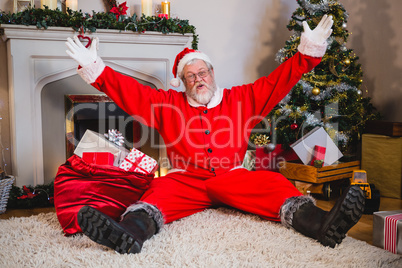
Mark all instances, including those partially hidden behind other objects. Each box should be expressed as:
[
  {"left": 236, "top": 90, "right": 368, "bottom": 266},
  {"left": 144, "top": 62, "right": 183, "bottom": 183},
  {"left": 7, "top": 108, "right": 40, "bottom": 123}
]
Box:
[
  {"left": 76, "top": 56, "right": 106, "bottom": 84},
  {"left": 280, "top": 195, "right": 316, "bottom": 229},
  {"left": 122, "top": 201, "right": 164, "bottom": 233},
  {"left": 297, "top": 33, "right": 328, "bottom": 58}
]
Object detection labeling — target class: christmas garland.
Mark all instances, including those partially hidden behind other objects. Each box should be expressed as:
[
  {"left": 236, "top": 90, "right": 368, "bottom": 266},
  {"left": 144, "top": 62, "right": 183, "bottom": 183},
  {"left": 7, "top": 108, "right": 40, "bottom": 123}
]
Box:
[
  {"left": 0, "top": 6, "right": 199, "bottom": 49},
  {"left": 7, "top": 182, "right": 54, "bottom": 209}
]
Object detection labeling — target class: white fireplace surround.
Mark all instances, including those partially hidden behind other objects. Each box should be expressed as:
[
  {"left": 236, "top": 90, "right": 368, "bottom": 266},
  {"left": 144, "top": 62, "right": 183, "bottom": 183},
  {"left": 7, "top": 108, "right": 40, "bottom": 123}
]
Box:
[{"left": 1, "top": 24, "right": 192, "bottom": 187}]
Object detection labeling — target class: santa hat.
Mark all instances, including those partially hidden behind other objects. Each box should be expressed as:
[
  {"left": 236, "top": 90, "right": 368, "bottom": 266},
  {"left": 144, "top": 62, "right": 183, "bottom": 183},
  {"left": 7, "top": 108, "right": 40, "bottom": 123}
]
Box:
[{"left": 170, "top": 47, "right": 213, "bottom": 87}]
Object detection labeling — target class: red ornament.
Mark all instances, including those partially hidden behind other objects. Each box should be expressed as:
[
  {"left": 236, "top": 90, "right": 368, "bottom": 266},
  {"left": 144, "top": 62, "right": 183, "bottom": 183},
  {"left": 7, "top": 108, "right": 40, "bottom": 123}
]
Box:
[{"left": 290, "top": 123, "right": 298, "bottom": 130}]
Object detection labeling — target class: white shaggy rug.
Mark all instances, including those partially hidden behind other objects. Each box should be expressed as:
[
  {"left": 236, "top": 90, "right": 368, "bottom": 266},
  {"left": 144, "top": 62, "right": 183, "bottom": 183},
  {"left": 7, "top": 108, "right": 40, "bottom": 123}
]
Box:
[{"left": 0, "top": 208, "right": 401, "bottom": 268}]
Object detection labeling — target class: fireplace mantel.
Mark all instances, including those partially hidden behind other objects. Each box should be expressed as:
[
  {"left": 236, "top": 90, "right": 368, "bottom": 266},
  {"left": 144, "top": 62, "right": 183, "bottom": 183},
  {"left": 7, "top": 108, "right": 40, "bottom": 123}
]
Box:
[
  {"left": 1, "top": 24, "right": 191, "bottom": 187},
  {"left": 1, "top": 24, "right": 192, "bottom": 45}
]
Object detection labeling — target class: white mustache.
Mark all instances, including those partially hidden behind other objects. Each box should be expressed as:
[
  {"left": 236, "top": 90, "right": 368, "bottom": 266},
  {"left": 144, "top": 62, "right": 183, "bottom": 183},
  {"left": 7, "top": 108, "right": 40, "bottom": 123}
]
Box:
[{"left": 195, "top": 82, "right": 206, "bottom": 88}]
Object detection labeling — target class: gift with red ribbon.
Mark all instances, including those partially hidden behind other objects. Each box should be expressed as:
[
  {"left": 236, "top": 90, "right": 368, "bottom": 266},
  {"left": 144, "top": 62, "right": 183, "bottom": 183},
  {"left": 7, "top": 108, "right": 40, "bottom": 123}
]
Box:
[
  {"left": 119, "top": 148, "right": 158, "bottom": 175},
  {"left": 373, "top": 210, "right": 402, "bottom": 254}
]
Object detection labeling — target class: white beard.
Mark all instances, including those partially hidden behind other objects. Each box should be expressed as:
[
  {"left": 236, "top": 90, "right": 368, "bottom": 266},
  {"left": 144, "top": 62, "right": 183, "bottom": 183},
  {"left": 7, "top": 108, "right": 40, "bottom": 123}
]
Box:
[{"left": 185, "top": 79, "right": 217, "bottom": 105}]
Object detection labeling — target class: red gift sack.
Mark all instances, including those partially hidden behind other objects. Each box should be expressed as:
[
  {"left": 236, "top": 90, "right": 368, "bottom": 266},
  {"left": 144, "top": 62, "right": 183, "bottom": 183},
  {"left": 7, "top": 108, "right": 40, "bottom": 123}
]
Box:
[{"left": 54, "top": 155, "right": 154, "bottom": 236}]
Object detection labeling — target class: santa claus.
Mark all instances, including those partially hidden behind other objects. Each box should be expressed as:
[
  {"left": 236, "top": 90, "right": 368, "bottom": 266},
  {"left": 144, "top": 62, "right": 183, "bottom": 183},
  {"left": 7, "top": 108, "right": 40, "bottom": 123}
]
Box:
[{"left": 65, "top": 15, "right": 365, "bottom": 254}]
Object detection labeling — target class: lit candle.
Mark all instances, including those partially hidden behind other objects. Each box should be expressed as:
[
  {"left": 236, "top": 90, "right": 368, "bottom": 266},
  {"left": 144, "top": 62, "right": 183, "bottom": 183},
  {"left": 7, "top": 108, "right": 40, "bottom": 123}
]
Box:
[
  {"left": 141, "top": 0, "right": 153, "bottom": 17},
  {"left": 66, "top": 0, "right": 78, "bottom": 11},
  {"left": 41, "top": 0, "right": 57, "bottom": 10},
  {"left": 161, "top": 1, "right": 170, "bottom": 19}
]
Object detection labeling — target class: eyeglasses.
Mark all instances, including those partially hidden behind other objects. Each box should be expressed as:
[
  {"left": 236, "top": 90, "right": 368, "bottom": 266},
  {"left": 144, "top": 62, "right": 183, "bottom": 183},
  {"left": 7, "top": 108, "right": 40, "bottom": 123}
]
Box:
[{"left": 184, "top": 69, "right": 210, "bottom": 83}]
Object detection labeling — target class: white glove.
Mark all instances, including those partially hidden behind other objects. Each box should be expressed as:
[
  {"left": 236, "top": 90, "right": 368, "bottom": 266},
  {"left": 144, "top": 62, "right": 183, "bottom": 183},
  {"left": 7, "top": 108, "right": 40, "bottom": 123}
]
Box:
[
  {"left": 302, "top": 14, "right": 333, "bottom": 44},
  {"left": 65, "top": 36, "right": 99, "bottom": 67}
]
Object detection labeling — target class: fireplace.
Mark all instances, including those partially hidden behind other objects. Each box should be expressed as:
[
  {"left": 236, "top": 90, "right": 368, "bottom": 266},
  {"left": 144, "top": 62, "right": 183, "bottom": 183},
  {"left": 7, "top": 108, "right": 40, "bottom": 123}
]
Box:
[
  {"left": 62, "top": 93, "right": 160, "bottom": 175},
  {"left": 1, "top": 24, "right": 192, "bottom": 186}
]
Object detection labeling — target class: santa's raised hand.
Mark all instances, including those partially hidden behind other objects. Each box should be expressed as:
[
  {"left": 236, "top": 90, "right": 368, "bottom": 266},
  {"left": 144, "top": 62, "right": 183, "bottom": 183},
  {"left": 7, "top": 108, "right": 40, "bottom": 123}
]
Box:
[
  {"left": 66, "top": 36, "right": 99, "bottom": 67},
  {"left": 302, "top": 14, "right": 334, "bottom": 44}
]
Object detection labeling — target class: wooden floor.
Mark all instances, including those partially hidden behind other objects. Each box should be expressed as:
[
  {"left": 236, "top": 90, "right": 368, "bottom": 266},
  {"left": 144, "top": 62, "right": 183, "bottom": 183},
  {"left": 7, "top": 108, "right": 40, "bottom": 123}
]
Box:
[
  {"left": 316, "top": 196, "right": 402, "bottom": 245},
  {"left": 1, "top": 197, "right": 402, "bottom": 246}
]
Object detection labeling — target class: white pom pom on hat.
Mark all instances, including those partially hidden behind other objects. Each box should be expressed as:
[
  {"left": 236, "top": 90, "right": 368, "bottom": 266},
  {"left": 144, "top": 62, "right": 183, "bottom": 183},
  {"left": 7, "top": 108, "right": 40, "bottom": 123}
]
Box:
[
  {"left": 170, "top": 47, "right": 213, "bottom": 87},
  {"left": 170, "top": 77, "right": 181, "bottom": 88}
]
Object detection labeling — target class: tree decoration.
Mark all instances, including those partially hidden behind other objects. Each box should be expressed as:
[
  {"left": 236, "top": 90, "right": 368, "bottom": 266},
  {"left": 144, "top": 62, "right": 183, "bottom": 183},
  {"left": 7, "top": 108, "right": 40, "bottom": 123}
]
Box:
[
  {"left": 312, "top": 87, "right": 321, "bottom": 95},
  {"left": 0, "top": 6, "right": 199, "bottom": 49},
  {"left": 251, "top": 134, "right": 271, "bottom": 147},
  {"left": 265, "top": 143, "right": 276, "bottom": 152},
  {"left": 268, "top": 0, "right": 380, "bottom": 154}
]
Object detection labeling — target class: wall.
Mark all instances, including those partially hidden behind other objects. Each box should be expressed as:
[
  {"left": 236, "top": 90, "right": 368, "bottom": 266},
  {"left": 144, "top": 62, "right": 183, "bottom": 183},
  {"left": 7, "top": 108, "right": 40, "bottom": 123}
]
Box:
[{"left": 0, "top": 0, "right": 401, "bottom": 175}]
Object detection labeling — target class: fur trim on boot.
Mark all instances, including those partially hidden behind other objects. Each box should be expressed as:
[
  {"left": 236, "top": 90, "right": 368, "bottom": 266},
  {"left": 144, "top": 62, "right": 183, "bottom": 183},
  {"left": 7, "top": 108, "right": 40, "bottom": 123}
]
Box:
[
  {"left": 280, "top": 195, "right": 316, "bottom": 229},
  {"left": 122, "top": 201, "right": 164, "bottom": 233}
]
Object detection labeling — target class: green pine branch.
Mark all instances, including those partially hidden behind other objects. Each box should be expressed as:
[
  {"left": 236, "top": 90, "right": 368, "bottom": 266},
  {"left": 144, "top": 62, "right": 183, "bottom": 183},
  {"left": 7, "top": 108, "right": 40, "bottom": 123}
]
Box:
[{"left": 0, "top": 6, "right": 199, "bottom": 49}]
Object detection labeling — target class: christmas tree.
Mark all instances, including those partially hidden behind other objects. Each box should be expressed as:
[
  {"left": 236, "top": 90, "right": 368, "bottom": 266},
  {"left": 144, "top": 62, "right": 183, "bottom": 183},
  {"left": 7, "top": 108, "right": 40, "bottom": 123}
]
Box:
[{"left": 265, "top": 0, "right": 380, "bottom": 155}]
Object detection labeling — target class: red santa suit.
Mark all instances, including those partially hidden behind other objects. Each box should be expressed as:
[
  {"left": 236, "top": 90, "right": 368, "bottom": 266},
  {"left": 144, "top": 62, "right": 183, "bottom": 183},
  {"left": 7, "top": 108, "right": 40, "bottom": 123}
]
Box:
[{"left": 78, "top": 47, "right": 322, "bottom": 224}]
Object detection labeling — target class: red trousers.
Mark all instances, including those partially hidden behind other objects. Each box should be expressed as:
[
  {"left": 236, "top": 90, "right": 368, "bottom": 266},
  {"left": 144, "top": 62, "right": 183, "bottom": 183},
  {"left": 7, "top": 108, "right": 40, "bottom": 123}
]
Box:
[{"left": 140, "top": 168, "right": 302, "bottom": 224}]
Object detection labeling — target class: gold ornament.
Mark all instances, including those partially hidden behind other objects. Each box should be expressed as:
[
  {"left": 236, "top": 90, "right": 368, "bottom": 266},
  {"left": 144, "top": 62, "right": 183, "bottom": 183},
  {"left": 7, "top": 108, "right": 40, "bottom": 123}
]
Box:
[
  {"left": 312, "top": 87, "right": 321, "bottom": 95},
  {"left": 344, "top": 58, "right": 351, "bottom": 65}
]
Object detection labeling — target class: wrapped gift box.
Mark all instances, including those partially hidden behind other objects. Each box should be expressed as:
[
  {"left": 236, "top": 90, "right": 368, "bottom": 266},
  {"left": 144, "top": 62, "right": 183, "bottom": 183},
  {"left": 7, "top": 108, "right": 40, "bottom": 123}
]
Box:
[
  {"left": 119, "top": 148, "right": 158, "bottom": 175},
  {"left": 82, "top": 152, "right": 114, "bottom": 166},
  {"left": 74, "top": 130, "right": 129, "bottom": 167},
  {"left": 254, "top": 145, "right": 298, "bottom": 172},
  {"left": 310, "top": 145, "right": 326, "bottom": 166},
  {"left": 362, "top": 134, "right": 402, "bottom": 199},
  {"left": 373, "top": 210, "right": 402, "bottom": 254},
  {"left": 291, "top": 127, "right": 343, "bottom": 166},
  {"left": 365, "top": 120, "right": 402, "bottom": 137}
]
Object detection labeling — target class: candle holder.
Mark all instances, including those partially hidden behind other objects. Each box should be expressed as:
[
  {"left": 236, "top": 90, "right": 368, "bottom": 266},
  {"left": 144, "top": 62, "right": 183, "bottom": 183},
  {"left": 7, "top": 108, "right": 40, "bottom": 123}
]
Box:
[
  {"left": 66, "top": 0, "right": 78, "bottom": 11},
  {"left": 141, "top": 0, "right": 153, "bottom": 17},
  {"left": 161, "top": 1, "right": 170, "bottom": 19},
  {"left": 40, "top": 0, "right": 58, "bottom": 10},
  {"left": 13, "top": 0, "right": 34, "bottom": 13}
]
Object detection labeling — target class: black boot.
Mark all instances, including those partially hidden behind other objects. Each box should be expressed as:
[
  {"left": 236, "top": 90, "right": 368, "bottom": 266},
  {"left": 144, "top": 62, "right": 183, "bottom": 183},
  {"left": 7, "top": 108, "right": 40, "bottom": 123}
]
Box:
[
  {"left": 281, "top": 186, "right": 365, "bottom": 248},
  {"left": 77, "top": 203, "right": 162, "bottom": 254}
]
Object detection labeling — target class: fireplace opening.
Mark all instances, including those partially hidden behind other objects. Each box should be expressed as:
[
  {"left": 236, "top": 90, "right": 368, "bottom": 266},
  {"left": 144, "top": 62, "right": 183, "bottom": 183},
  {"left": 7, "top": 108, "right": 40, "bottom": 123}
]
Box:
[
  {"left": 41, "top": 75, "right": 162, "bottom": 185},
  {"left": 65, "top": 94, "right": 160, "bottom": 174},
  {"left": 65, "top": 94, "right": 141, "bottom": 158}
]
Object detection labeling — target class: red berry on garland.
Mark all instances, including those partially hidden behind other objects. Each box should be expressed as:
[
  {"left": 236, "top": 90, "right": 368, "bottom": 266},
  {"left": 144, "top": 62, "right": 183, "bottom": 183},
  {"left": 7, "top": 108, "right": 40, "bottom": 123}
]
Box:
[{"left": 290, "top": 123, "right": 298, "bottom": 130}]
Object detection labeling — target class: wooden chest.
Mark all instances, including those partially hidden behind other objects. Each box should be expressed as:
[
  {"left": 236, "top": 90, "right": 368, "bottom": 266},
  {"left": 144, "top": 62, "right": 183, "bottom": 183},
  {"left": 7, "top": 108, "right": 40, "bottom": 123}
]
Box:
[
  {"left": 279, "top": 161, "right": 361, "bottom": 198},
  {"left": 279, "top": 160, "right": 361, "bottom": 184}
]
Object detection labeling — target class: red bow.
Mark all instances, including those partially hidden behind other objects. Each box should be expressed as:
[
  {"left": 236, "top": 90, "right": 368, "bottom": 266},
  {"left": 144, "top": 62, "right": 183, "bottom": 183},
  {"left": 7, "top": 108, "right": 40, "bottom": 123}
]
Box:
[{"left": 17, "top": 186, "right": 38, "bottom": 199}]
